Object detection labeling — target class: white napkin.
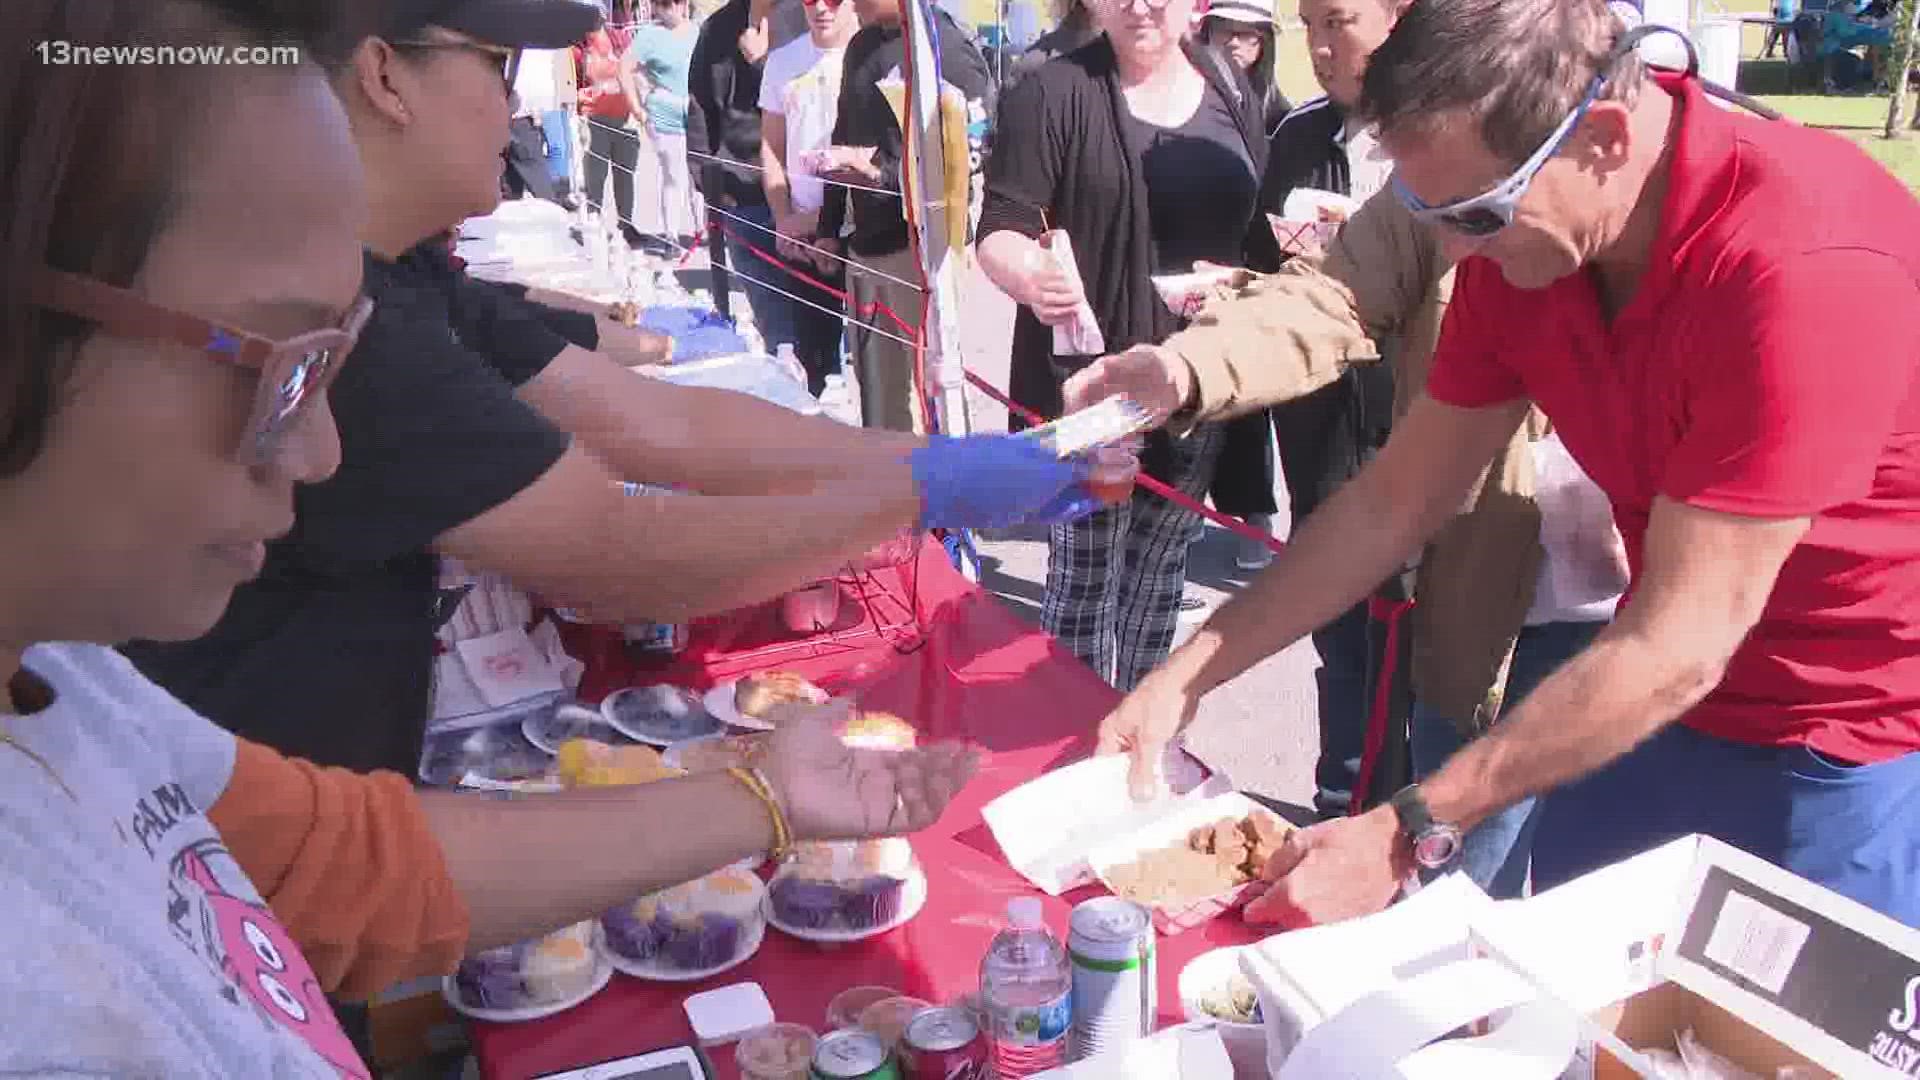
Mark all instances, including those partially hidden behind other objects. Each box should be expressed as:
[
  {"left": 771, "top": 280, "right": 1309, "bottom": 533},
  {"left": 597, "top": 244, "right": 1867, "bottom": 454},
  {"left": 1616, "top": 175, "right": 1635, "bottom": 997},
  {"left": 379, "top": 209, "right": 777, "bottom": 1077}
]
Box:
[{"left": 1028, "top": 1024, "right": 1233, "bottom": 1079}]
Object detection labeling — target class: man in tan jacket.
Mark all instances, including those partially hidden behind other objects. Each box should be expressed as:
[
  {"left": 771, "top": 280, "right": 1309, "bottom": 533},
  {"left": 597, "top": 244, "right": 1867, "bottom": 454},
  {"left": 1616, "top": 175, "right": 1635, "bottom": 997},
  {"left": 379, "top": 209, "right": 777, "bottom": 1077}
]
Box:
[{"left": 1064, "top": 187, "right": 1624, "bottom": 897}]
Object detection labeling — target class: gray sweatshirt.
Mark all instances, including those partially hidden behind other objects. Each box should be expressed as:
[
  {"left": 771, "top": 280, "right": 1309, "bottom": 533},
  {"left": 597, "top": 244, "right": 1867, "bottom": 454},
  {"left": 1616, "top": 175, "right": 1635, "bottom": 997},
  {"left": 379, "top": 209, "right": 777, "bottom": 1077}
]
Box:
[{"left": 0, "top": 643, "right": 367, "bottom": 1078}]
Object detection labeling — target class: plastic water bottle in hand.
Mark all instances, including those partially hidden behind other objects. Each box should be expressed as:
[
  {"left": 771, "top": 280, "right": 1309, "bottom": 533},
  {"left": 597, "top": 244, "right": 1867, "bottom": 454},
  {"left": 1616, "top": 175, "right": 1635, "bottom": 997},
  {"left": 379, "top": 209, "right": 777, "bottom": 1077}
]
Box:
[
  {"left": 774, "top": 342, "right": 807, "bottom": 387},
  {"left": 982, "top": 897, "right": 1072, "bottom": 1077}
]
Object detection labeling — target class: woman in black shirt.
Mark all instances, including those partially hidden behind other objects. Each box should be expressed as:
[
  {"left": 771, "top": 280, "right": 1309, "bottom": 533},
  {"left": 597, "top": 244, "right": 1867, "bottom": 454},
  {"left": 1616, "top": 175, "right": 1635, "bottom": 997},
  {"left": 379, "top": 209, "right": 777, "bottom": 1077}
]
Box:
[{"left": 976, "top": 0, "right": 1278, "bottom": 690}]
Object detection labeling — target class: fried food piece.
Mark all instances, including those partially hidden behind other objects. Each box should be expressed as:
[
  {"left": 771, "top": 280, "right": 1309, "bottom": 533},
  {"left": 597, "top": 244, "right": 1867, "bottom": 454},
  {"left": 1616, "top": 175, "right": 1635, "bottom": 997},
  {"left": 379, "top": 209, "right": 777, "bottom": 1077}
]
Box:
[{"left": 734, "top": 671, "right": 829, "bottom": 719}]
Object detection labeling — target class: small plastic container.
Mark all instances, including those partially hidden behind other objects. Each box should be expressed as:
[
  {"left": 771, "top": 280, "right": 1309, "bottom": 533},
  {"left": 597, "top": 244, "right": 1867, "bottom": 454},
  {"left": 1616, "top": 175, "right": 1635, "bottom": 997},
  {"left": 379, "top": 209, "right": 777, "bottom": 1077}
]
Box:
[
  {"left": 1085, "top": 444, "right": 1140, "bottom": 506},
  {"left": 779, "top": 580, "right": 844, "bottom": 634},
  {"left": 736, "top": 1022, "right": 819, "bottom": 1080},
  {"left": 827, "top": 985, "right": 901, "bottom": 1031},
  {"left": 857, "top": 995, "right": 933, "bottom": 1050}
]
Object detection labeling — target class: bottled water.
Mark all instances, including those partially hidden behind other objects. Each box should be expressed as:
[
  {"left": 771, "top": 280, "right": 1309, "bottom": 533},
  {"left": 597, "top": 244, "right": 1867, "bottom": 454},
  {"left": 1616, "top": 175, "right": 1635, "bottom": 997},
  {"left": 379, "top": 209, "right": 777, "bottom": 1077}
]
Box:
[
  {"left": 981, "top": 897, "right": 1072, "bottom": 1077},
  {"left": 773, "top": 342, "right": 806, "bottom": 387},
  {"left": 818, "top": 374, "right": 861, "bottom": 427}
]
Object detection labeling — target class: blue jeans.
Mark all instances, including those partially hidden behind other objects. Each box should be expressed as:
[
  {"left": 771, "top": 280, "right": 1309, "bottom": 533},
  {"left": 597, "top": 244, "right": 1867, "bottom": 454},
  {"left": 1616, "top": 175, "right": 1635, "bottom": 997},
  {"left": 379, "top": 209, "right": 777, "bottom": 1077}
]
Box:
[
  {"left": 1412, "top": 619, "right": 1605, "bottom": 899},
  {"left": 538, "top": 110, "right": 573, "bottom": 186},
  {"left": 1312, "top": 601, "right": 1380, "bottom": 820},
  {"left": 719, "top": 203, "right": 800, "bottom": 351},
  {"left": 1533, "top": 722, "right": 1920, "bottom": 925}
]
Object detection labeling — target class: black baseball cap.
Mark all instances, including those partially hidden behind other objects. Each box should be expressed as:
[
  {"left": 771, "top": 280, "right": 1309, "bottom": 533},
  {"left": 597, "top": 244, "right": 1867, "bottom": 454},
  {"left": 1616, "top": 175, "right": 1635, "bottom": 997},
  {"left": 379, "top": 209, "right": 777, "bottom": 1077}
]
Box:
[{"left": 381, "top": 0, "right": 604, "bottom": 49}]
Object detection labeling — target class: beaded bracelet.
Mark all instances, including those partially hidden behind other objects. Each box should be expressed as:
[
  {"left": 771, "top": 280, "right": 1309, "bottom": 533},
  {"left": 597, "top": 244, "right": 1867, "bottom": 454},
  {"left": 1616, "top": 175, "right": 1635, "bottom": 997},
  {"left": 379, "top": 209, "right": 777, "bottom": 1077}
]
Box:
[{"left": 726, "top": 765, "right": 792, "bottom": 862}]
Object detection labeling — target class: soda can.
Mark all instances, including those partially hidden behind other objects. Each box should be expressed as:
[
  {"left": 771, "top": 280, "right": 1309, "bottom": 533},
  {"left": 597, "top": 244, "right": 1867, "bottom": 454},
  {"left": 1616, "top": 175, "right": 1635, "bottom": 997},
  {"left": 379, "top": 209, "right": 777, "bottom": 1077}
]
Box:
[
  {"left": 810, "top": 1029, "right": 903, "bottom": 1080},
  {"left": 900, "top": 1006, "right": 988, "bottom": 1079},
  {"left": 1067, "top": 897, "right": 1156, "bottom": 1057}
]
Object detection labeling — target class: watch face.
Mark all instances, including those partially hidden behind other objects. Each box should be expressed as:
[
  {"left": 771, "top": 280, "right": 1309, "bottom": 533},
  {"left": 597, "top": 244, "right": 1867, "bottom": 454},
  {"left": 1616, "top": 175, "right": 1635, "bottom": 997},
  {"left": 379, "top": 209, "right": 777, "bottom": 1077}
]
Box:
[{"left": 1412, "top": 827, "right": 1463, "bottom": 869}]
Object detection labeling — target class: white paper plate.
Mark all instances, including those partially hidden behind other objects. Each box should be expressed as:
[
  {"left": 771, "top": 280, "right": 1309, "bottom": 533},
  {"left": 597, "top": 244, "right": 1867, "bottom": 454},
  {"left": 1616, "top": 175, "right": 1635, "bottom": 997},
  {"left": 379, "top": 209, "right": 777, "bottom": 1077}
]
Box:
[
  {"left": 764, "top": 870, "right": 928, "bottom": 944},
  {"left": 602, "top": 685, "right": 722, "bottom": 746},
  {"left": 702, "top": 681, "right": 774, "bottom": 732},
  {"left": 522, "top": 704, "right": 640, "bottom": 755},
  {"left": 601, "top": 915, "right": 768, "bottom": 983},
  {"left": 441, "top": 957, "right": 614, "bottom": 1024},
  {"left": 662, "top": 732, "right": 746, "bottom": 772}
]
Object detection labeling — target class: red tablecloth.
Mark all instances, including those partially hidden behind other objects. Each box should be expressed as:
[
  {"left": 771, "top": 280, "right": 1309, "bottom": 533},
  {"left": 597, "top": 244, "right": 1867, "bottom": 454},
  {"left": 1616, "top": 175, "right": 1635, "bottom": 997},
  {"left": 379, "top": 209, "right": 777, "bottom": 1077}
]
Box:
[{"left": 475, "top": 545, "right": 1266, "bottom": 1079}]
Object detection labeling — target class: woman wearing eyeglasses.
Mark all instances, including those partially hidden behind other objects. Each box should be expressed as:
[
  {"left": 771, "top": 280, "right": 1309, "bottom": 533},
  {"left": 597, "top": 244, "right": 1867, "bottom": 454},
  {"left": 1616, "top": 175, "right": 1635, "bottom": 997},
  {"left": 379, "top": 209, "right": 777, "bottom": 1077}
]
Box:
[
  {"left": 0, "top": 2, "right": 980, "bottom": 1074},
  {"left": 976, "top": 0, "right": 1282, "bottom": 691}
]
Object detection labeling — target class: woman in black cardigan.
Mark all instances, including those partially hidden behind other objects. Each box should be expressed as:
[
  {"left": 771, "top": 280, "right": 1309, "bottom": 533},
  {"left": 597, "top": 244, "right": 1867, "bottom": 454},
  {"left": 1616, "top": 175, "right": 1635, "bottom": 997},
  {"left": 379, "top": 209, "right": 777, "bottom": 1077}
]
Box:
[{"left": 975, "top": 0, "right": 1280, "bottom": 691}]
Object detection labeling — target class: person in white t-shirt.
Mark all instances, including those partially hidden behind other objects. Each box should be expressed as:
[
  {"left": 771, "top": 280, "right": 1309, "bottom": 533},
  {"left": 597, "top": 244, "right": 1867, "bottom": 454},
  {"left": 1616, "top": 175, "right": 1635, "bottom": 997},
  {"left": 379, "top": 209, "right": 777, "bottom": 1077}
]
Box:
[
  {"left": 756, "top": 0, "right": 859, "bottom": 392},
  {"left": 511, "top": 47, "right": 580, "bottom": 201}
]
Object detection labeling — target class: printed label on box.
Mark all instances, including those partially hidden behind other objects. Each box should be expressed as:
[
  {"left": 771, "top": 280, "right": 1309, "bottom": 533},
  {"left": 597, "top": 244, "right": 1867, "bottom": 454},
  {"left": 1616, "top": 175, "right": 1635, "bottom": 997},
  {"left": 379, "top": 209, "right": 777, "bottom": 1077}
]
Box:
[{"left": 1677, "top": 865, "right": 1920, "bottom": 1076}]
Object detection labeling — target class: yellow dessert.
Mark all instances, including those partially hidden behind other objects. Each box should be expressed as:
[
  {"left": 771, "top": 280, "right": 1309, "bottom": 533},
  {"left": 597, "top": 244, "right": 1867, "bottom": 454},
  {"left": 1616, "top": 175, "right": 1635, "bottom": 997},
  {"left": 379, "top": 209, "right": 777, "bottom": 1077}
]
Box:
[
  {"left": 841, "top": 710, "right": 917, "bottom": 750},
  {"left": 556, "top": 739, "right": 683, "bottom": 787}
]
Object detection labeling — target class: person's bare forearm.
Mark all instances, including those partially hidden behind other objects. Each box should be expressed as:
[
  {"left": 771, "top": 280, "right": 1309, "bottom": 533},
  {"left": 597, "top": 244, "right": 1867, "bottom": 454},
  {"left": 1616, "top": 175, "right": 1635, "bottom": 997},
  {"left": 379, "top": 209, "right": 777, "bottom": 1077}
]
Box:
[
  {"left": 976, "top": 229, "right": 1044, "bottom": 301},
  {"left": 553, "top": 483, "right": 920, "bottom": 622},
  {"left": 524, "top": 346, "right": 923, "bottom": 497},
  {"left": 1419, "top": 626, "right": 1724, "bottom": 832},
  {"left": 1154, "top": 397, "right": 1527, "bottom": 701},
  {"left": 761, "top": 118, "right": 795, "bottom": 218},
  {"left": 421, "top": 772, "right": 774, "bottom": 951},
  {"left": 595, "top": 382, "right": 922, "bottom": 495},
  {"left": 518, "top": 287, "right": 675, "bottom": 366}
]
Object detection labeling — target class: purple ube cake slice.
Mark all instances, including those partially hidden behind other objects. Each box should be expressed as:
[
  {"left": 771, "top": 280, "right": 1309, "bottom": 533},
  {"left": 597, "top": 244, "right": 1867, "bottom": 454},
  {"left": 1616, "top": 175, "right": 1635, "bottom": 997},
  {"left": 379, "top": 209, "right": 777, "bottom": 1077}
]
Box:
[
  {"left": 663, "top": 913, "right": 744, "bottom": 969},
  {"left": 455, "top": 944, "right": 528, "bottom": 1009},
  {"left": 602, "top": 904, "right": 675, "bottom": 961},
  {"left": 769, "top": 876, "right": 846, "bottom": 930},
  {"left": 839, "top": 875, "right": 906, "bottom": 929}
]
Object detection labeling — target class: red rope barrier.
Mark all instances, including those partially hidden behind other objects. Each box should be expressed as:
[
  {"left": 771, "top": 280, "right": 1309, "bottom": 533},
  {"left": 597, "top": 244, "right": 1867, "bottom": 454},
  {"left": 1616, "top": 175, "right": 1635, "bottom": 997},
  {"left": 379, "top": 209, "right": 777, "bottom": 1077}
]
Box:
[
  {"left": 962, "top": 372, "right": 1287, "bottom": 554},
  {"left": 705, "top": 218, "right": 1282, "bottom": 555}
]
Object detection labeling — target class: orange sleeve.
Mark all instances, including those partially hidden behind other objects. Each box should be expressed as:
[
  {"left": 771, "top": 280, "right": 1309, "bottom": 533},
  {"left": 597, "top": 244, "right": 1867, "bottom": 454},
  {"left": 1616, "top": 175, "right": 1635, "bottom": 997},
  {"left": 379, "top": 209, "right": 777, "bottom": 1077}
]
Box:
[{"left": 211, "top": 738, "right": 472, "bottom": 1002}]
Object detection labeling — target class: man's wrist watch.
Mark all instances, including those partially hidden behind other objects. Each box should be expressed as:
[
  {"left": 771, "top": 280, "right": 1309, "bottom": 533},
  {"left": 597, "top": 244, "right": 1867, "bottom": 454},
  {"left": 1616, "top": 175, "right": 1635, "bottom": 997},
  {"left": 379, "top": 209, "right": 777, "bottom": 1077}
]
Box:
[{"left": 1389, "top": 784, "right": 1463, "bottom": 870}]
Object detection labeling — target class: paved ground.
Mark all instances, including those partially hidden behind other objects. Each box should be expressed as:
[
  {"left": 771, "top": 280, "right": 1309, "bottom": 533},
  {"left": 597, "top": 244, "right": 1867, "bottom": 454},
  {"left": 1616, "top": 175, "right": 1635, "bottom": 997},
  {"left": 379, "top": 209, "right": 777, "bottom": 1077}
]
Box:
[{"left": 950, "top": 269, "right": 1323, "bottom": 815}]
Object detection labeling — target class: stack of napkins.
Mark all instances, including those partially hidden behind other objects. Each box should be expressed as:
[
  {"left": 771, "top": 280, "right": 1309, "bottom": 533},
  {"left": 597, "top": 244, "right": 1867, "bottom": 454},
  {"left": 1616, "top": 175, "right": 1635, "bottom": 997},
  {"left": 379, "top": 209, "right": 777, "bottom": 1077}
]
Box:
[{"left": 1030, "top": 1023, "right": 1233, "bottom": 1080}]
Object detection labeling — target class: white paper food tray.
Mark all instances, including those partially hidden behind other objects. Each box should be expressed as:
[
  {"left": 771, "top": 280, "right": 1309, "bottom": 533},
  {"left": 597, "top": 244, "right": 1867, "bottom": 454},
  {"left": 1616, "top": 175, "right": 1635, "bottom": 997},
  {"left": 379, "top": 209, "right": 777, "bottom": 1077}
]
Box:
[{"left": 982, "top": 750, "right": 1226, "bottom": 896}]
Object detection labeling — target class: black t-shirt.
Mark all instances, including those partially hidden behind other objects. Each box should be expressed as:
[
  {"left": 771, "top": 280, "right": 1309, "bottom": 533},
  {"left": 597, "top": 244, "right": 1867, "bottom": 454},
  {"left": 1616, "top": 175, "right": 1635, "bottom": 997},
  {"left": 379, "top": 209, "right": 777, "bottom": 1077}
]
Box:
[
  {"left": 122, "top": 244, "right": 575, "bottom": 776},
  {"left": 1125, "top": 83, "right": 1259, "bottom": 275}
]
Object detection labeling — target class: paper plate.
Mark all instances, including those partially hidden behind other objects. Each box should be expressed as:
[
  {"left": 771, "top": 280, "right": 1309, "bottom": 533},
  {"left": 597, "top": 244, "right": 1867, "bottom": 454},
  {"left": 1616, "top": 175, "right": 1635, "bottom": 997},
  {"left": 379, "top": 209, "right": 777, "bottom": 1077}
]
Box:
[
  {"left": 601, "top": 915, "right": 768, "bottom": 983},
  {"left": 702, "top": 681, "right": 776, "bottom": 732},
  {"left": 602, "top": 685, "right": 722, "bottom": 746},
  {"left": 765, "top": 870, "right": 929, "bottom": 944},
  {"left": 522, "top": 703, "right": 641, "bottom": 755},
  {"left": 441, "top": 956, "right": 614, "bottom": 1024}
]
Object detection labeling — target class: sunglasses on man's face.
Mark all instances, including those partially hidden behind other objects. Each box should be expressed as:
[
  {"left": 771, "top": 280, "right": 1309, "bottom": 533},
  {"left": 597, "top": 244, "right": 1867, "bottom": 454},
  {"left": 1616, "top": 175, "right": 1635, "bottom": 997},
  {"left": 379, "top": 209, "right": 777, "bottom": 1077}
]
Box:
[
  {"left": 803, "top": 0, "right": 847, "bottom": 9},
  {"left": 1389, "top": 72, "right": 1605, "bottom": 238},
  {"left": 390, "top": 37, "right": 523, "bottom": 98},
  {"left": 32, "top": 270, "right": 373, "bottom": 467}
]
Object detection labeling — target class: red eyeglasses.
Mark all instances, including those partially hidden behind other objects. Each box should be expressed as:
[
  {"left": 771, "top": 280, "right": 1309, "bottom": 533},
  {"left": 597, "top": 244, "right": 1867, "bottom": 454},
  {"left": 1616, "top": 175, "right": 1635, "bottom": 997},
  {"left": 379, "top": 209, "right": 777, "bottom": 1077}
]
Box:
[
  {"left": 31, "top": 269, "right": 373, "bottom": 467},
  {"left": 803, "top": 0, "right": 848, "bottom": 10}
]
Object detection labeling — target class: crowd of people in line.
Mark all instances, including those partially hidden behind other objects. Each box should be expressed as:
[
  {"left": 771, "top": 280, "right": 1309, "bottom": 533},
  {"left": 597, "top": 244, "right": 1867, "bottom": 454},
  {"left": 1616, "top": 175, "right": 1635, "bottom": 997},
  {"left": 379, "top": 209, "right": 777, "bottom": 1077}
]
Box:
[{"left": 2, "top": 0, "right": 1917, "bottom": 1075}]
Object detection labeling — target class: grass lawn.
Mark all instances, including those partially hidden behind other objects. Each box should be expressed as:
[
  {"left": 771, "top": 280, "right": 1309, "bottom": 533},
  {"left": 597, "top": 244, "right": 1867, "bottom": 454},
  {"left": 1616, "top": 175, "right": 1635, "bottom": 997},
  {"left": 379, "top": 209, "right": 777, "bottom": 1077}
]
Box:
[{"left": 1264, "top": 9, "right": 1920, "bottom": 192}]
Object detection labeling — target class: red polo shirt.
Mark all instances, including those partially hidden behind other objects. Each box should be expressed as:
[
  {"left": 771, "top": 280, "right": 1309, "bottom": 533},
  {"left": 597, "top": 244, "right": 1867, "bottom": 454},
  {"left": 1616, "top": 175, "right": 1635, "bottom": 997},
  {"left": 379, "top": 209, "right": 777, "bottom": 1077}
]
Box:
[{"left": 1426, "top": 74, "right": 1920, "bottom": 764}]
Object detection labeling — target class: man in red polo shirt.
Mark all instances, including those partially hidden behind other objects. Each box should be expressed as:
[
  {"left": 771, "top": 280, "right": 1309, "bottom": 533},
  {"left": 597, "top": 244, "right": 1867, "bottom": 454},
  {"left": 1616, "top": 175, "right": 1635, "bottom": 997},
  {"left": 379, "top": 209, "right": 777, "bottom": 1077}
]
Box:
[{"left": 1094, "top": 0, "right": 1920, "bottom": 924}]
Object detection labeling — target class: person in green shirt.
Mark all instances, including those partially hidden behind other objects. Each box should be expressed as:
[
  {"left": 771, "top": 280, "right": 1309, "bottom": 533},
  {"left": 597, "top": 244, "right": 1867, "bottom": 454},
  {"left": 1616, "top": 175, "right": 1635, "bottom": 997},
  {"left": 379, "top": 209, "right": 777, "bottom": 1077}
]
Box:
[{"left": 626, "top": 0, "right": 702, "bottom": 249}]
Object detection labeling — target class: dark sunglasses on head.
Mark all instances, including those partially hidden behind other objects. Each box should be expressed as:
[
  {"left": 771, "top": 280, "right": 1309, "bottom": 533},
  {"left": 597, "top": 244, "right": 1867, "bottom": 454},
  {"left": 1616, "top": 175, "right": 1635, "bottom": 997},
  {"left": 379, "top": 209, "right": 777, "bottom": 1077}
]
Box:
[{"left": 31, "top": 270, "right": 373, "bottom": 467}]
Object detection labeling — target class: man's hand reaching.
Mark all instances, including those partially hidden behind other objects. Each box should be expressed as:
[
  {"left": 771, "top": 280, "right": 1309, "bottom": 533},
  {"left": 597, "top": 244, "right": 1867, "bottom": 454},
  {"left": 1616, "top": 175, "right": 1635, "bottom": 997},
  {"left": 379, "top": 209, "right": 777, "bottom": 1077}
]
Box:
[{"left": 1061, "top": 345, "right": 1194, "bottom": 428}]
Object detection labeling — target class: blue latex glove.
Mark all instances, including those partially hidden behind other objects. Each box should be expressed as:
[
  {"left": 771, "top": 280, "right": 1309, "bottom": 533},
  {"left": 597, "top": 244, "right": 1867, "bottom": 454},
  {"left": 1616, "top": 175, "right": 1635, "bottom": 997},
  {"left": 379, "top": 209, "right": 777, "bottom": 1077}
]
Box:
[{"left": 909, "top": 434, "right": 1099, "bottom": 530}]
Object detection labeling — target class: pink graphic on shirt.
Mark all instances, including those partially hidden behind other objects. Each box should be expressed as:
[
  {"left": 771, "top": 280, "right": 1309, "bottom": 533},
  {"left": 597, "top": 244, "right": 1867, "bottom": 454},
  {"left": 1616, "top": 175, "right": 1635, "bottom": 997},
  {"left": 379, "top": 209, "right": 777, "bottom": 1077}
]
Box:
[{"left": 174, "top": 840, "right": 371, "bottom": 1080}]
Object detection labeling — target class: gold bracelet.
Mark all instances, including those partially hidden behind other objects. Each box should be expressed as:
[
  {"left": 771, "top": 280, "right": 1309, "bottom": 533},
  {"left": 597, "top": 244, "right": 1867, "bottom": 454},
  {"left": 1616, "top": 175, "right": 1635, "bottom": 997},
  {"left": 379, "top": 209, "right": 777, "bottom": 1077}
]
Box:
[{"left": 727, "top": 766, "right": 792, "bottom": 862}]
